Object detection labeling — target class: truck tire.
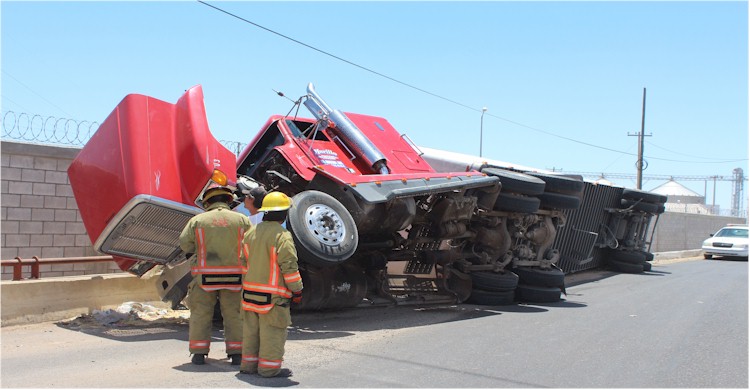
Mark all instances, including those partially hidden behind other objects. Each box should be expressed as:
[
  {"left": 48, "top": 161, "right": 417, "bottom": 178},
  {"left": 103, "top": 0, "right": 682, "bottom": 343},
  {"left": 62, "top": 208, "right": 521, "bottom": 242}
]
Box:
[
  {"left": 609, "top": 259, "right": 644, "bottom": 274},
  {"left": 515, "top": 284, "right": 561, "bottom": 303},
  {"left": 494, "top": 192, "right": 540, "bottom": 214},
  {"left": 622, "top": 189, "right": 667, "bottom": 204},
  {"left": 467, "top": 288, "right": 515, "bottom": 306},
  {"left": 620, "top": 199, "right": 660, "bottom": 214},
  {"left": 513, "top": 266, "right": 565, "bottom": 288},
  {"left": 525, "top": 172, "right": 584, "bottom": 196},
  {"left": 287, "top": 190, "right": 358, "bottom": 267},
  {"left": 481, "top": 168, "right": 546, "bottom": 195},
  {"left": 537, "top": 192, "right": 581, "bottom": 210},
  {"left": 470, "top": 271, "right": 519, "bottom": 292},
  {"left": 611, "top": 249, "right": 647, "bottom": 264}
]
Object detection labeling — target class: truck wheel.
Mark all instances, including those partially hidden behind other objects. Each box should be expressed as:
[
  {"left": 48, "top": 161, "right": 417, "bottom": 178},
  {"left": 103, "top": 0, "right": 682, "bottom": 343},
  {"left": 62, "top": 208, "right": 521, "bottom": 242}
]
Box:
[
  {"left": 622, "top": 189, "right": 667, "bottom": 204},
  {"left": 513, "top": 266, "right": 565, "bottom": 288},
  {"left": 609, "top": 259, "right": 644, "bottom": 274},
  {"left": 470, "top": 271, "right": 519, "bottom": 292},
  {"left": 467, "top": 288, "right": 515, "bottom": 306},
  {"left": 494, "top": 192, "right": 540, "bottom": 213},
  {"left": 525, "top": 172, "right": 584, "bottom": 196},
  {"left": 611, "top": 249, "right": 647, "bottom": 264},
  {"left": 620, "top": 199, "right": 660, "bottom": 214},
  {"left": 515, "top": 284, "right": 561, "bottom": 303},
  {"left": 288, "top": 190, "right": 358, "bottom": 267},
  {"left": 481, "top": 167, "right": 545, "bottom": 195},
  {"left": 537, "top": 192, "right": 581, "bottom": 210}
]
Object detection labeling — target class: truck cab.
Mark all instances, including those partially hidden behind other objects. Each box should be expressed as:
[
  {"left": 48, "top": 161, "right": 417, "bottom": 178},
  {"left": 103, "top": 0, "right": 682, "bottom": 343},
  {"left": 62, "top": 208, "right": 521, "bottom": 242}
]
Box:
[{"left": 69, "top": 83, "right": 598, "bottom": 310}]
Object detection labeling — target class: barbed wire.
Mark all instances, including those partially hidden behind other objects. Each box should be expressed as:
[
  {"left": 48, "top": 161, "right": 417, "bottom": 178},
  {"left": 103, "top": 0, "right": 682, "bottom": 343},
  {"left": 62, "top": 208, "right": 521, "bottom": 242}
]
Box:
[
  {"left": 1, "top": 111, "right": 247, "bottom": 154},
  {"left": 2, "top": 111, "right": 100, "bottom": 146},
  {"left": 221, "top": 140, "right": 247, "bottom": 155}
]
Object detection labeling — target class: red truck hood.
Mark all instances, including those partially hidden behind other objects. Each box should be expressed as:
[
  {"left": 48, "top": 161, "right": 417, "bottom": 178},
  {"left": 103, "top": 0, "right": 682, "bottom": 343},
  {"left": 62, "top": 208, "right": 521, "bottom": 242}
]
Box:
[{"left": 68, "top": 85, "right": 236, "bottom": 272}]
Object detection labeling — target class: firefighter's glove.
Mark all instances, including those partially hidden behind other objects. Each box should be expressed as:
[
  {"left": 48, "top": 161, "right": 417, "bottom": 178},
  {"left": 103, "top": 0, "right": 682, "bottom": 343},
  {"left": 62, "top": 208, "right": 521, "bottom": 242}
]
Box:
[{"left": 292, "top": 291, "right": 302, "bottom": 304}]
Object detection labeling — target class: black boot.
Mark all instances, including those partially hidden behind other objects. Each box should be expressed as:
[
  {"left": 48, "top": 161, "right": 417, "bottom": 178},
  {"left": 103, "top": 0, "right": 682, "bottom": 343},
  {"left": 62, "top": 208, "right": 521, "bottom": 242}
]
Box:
[
  {"left": 276, "top": 368, "right": 293, "bottom": 377},
  {"left": 192, "top": 354, "right": 206, "bottom": 365},
  {"left": 261, "top": 368, "right": 293, "bottom": 378},
  {"left": 229, "top": 354, "right": 241, "bottom": 365}
]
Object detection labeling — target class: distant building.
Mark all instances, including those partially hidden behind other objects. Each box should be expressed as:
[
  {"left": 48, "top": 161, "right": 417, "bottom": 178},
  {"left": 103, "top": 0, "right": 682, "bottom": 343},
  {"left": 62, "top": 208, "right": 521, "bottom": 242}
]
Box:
[{"left": 650, "top": 179, "right": 713, "bottom": 214}]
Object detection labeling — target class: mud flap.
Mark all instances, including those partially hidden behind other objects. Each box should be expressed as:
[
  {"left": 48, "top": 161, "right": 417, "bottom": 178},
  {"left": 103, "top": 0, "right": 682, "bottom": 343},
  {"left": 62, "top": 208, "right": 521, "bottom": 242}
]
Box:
[
  {"left": 155, "top": 261, "right": 192, "bottom": 309},
  {"left": 445, "top": 267, "right": 472, "bottom": 303}
]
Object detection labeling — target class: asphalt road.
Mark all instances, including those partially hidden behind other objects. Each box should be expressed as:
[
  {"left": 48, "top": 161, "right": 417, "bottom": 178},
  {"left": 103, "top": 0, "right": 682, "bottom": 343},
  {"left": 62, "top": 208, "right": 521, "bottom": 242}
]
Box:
[{"left": 1, "top": 257, "right": 747, "bottom": 388}]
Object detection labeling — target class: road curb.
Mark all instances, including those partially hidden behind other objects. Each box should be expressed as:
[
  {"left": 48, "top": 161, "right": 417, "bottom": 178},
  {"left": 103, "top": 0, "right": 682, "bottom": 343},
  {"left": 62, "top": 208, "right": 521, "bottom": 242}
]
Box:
[{"left": 652, "top": 249, "right": 703, "bottom": 264}]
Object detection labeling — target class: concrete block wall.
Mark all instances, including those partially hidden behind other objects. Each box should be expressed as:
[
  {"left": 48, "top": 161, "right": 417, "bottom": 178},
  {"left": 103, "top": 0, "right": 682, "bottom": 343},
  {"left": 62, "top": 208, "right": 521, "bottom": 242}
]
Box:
[
  {"left": 1, "top": 141, "right": 122, "bottom": 279},
  {"left": 650, "top": 212, "right": 746, "bottom": 252}
]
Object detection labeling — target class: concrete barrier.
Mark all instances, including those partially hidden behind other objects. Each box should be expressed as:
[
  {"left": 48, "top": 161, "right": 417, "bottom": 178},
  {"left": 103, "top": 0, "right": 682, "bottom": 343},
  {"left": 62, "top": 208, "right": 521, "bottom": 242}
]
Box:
[{"left": 1, "top": 273, "right": 163, "bottom": 327}]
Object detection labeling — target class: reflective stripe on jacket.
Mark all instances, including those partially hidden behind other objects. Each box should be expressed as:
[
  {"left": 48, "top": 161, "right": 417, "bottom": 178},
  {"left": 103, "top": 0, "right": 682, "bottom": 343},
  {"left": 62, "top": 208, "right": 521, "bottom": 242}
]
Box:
[
  {"left": 179, "top": 202, "right": 252, "bottom": 291},
  {"left": 241, "top": 221, "right": 303, "bottom": 313}
]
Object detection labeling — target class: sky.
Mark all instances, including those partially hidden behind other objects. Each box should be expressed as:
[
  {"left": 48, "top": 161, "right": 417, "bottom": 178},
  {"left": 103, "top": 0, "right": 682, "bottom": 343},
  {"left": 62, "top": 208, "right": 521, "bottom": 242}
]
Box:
[{"left": 2, "top": 1, "right": 748, "bottom": 213}]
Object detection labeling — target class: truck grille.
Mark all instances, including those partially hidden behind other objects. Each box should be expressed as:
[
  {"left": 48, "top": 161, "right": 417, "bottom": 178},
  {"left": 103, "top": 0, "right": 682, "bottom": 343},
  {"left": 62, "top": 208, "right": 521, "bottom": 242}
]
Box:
[{"left": 96, "top": 195, "right": 201, "bottom": 264}]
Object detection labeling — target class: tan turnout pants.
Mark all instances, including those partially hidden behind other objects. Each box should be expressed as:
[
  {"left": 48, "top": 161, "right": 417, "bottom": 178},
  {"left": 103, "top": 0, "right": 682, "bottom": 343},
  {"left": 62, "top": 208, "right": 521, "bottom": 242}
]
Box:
[
  {"left": 187, "top": 279, "right": 243, "bottom": 356},
  {"left": 240, "top": 304, "right": 291, "bottom": 377}
]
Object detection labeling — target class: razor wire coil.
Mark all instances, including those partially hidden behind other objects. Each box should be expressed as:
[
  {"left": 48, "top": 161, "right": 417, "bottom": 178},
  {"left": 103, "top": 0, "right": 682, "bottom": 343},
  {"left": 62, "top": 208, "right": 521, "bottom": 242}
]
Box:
[
  {"left": 1, "top": 111, "right": 247, "bottom": 155},
  {"left": 2, "top": 111, "right": 99, "bottom": 146}
]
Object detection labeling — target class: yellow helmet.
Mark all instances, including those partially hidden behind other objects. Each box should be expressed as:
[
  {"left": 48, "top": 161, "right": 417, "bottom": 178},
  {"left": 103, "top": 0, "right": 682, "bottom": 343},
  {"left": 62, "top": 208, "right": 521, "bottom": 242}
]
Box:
[
  {"left": 202, "top": 184, "right": 233, "bottom": 205},
  {"left": 258, "top": 191, "right": 293, "bottom": 212}
]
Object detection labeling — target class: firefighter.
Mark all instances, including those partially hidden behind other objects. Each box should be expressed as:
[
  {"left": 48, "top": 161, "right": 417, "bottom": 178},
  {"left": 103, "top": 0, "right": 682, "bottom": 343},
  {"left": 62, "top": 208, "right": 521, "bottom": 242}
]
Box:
[
  {"left": 178, "top": 184, "right": 252, "bottom": 366},
  {"left": 239, "top": 191, "right": 303, "bottom": 378},
  {"left": 242, "top": 186, "right": 268, "bottom": 226}
]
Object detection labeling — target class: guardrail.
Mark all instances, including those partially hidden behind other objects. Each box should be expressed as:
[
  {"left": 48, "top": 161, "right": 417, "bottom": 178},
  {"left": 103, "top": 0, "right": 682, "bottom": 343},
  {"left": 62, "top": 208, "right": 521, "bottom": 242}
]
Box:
[{"left": 1, "top": 256, "right": 115, "bottom": 281}]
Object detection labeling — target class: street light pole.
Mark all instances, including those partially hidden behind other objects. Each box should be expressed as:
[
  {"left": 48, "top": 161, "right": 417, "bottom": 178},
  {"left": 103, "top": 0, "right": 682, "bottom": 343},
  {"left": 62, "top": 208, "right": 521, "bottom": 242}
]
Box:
[{"left": 480, "top": 107, "right": 487, "bottom": 157}]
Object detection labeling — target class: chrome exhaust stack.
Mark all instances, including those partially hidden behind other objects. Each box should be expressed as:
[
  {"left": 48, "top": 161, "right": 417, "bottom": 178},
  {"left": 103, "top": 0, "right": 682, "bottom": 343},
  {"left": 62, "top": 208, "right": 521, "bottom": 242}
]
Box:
[{"left": 303, "top": 83, "right": 389, "bottom": 175}]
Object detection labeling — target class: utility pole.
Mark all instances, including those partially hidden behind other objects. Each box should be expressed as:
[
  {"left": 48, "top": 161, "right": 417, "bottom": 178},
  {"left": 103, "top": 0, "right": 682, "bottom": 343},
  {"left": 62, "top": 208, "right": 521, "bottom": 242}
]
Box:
[
  {"left": 628, "top": 88, "right": 652, "bottom": 189},
  {"left": 480, "top": 107, "right": 487, "bottom": 157}
]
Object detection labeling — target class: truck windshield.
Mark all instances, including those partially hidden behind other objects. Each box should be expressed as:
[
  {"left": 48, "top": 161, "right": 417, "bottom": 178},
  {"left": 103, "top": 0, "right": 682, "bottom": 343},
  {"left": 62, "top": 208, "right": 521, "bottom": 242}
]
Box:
[
  {"left": 287, "top": 119, "right": 328, "bottom": 141},
  {"left": 237, "top": 122, "right": 285, "bottom": 177}
]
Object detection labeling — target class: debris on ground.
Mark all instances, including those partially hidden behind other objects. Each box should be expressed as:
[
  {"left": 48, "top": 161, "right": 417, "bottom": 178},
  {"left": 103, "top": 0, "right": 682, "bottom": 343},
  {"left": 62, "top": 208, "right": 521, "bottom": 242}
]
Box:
[{"left": 59, "top": 301, "right": 190, "bottom": 328}]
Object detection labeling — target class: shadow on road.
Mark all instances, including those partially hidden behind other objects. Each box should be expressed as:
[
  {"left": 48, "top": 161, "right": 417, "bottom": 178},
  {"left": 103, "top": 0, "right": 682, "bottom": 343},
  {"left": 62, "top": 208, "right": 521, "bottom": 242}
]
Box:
[
  {"left": 565, "top": 267, "right": 673, "bottom": 288},
  {"left": 288, "top": 304, "right": 506, "bottom": 341},
  {"left": 234, "top": 372, "right": 299, "bottom": 387},
  {"left": 172, "top": 360, "right": 238, "bottom": 373}
]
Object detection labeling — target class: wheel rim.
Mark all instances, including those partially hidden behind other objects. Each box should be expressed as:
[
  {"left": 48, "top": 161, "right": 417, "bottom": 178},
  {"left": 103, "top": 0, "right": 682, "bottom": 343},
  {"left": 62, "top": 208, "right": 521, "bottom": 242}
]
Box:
[{"left": 304, "top": 203, "right": 346, "bottom": 246}]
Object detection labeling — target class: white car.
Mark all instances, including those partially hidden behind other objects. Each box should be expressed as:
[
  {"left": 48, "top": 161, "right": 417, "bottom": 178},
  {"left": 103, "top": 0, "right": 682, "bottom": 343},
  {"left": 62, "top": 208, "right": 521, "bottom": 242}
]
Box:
[{"left": 702, "top": 225, "right": 749, "bottom": 260}]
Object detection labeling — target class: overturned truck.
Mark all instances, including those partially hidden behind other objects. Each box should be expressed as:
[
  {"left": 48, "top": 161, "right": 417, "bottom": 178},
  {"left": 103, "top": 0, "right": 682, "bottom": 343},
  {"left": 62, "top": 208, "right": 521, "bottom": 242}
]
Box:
[{"left": 68, "top": 83, "right": 666, "bottom": 311}]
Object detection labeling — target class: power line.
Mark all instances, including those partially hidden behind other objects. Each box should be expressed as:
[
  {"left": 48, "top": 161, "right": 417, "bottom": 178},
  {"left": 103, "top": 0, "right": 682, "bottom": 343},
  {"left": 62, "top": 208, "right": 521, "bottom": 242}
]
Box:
[
  {"left": 2, "top": 70, "right": 73, "bottom": 117},
  {"left": 196, "top": 1, "right": 475, "bottom": 112},
  {"left": 196, "top": 1, "right": 747, "bottom": 166},
  {"left": 561, "top": 171, "right": 747, "bottom": 182},
  {"left": 646, "top": 140, "right": 746, "bottom": 162}
]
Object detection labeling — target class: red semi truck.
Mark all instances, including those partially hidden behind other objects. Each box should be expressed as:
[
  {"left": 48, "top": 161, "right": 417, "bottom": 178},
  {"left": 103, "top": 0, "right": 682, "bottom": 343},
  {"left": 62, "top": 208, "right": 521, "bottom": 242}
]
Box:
[{"left": 68, "top": 83, "right": 664, "bottom": 310}]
